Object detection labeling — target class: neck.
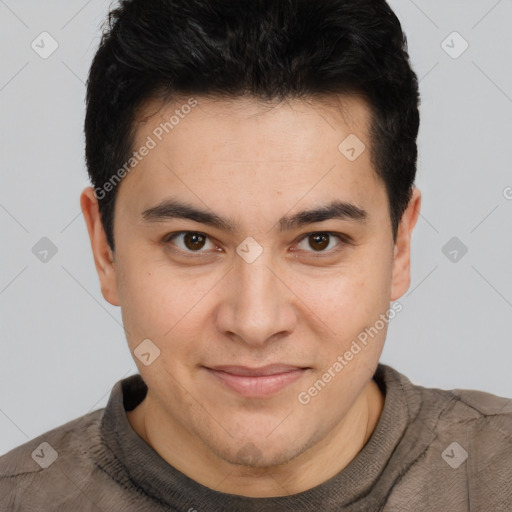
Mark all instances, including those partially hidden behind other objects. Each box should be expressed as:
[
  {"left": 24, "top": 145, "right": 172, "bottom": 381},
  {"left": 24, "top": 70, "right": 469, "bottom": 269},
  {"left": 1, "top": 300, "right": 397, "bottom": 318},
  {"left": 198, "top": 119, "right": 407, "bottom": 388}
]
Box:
[{"left": 127, "top": 378, "right": 384, "bottom": 497}]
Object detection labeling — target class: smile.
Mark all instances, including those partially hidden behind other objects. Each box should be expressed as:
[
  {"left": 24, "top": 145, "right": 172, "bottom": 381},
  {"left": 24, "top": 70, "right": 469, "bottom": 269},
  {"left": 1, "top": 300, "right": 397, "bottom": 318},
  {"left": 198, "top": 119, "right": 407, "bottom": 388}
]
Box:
[{"left": 204, "top": 365, "right": 310, "bottom": 397}]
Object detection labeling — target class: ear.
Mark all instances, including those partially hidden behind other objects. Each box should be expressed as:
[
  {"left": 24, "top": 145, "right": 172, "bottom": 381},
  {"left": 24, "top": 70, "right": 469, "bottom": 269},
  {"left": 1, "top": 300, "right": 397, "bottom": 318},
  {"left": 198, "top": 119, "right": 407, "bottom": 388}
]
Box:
[
  {"left": 80, "top": 187, "right": 120, "bottom": 306},
  {"left": 390, "top": 187, "right": 421, "bottom": 301}
]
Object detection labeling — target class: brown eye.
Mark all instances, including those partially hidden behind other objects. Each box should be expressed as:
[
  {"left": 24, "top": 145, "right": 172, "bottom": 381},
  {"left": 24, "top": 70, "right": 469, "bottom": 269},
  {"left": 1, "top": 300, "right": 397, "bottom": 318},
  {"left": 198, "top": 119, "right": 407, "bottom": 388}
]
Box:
[
  {"left": 295, "top": 232, "right": 346, "bottom": 254},
  {"left": 308, "top": 233, "right": 330, "bottom": 251},
  {"left": 183, "top": 232, "right": 207, "bottom": 251},
  {"left": 165, "top": 231, "right": 216, "bottom": 253}
]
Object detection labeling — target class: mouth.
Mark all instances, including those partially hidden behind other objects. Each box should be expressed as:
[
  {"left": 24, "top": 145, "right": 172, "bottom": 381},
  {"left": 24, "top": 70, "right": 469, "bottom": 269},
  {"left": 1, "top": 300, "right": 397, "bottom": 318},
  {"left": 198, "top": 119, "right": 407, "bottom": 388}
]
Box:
[{"left": 203, "top": 364, "right": 311, "bottom": 397}]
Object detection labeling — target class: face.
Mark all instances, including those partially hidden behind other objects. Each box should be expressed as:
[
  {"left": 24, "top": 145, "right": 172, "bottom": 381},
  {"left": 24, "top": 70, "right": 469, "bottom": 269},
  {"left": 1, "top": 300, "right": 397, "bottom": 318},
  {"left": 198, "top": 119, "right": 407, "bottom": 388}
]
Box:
[{"left": 82, "top": 94, "right": 419, "bottom": 469}]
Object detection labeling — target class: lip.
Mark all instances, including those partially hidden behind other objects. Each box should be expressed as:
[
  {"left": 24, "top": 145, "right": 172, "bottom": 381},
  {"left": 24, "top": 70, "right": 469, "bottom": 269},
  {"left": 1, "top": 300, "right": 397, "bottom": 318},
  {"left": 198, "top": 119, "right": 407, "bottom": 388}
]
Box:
[{"left": 204, "top": 364, "right": 309, "bottom": 397}]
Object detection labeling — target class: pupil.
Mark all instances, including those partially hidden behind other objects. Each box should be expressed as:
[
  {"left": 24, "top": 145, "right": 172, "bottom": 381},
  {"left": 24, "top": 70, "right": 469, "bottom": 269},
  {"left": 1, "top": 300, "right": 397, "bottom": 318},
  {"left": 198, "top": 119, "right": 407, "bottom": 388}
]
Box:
[
  {"left": 310, "top": 233, "right": 329, "bottom": 251},
  {"left": 185, "top": 232, "right": 205, "bottom": 250}
]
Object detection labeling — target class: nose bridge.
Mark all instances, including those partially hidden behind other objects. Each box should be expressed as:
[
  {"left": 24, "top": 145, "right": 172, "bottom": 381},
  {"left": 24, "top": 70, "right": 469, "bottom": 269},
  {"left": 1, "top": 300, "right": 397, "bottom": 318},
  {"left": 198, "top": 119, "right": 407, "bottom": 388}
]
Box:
[
  {"left": 237, "top": 252, "right": 276, "bottom": 309},
  {"left": 217, "top": 247, "right": 295, "bottom": 345}
]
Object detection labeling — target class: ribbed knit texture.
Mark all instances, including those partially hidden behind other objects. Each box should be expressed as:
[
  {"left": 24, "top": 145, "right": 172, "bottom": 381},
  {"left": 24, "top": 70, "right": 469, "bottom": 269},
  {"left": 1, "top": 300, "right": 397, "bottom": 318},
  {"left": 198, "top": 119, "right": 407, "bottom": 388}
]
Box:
[{"left": 1, "top": 363, "right": 511, "bottom": 511}]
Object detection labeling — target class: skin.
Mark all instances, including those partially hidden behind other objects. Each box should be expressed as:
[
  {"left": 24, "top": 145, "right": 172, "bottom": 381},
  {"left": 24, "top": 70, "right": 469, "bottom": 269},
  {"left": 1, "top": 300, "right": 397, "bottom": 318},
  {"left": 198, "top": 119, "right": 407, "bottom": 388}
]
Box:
[{"left": 81, "top": 93, "right": 421, "bottom": 497}]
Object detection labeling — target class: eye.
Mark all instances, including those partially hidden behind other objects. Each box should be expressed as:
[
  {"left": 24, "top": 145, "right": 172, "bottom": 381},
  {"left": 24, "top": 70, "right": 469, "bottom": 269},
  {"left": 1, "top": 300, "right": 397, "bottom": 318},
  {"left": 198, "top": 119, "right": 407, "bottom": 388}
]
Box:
[
  {"left": 162, "top": 230, "right": 350, "bottom": 258},
  {"left": 294, "top": 232, "right": 347, "bottom": 254},
  {"left": 164, "top": 231, "right": 218, "bottom": 253}
]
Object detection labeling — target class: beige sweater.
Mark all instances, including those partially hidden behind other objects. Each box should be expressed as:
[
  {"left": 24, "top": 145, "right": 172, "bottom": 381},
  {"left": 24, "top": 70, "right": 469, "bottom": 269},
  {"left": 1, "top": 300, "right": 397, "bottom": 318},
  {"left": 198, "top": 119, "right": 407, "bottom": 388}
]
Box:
[{"left": 1, "top": 363, "right": 511, "bottom": 511}]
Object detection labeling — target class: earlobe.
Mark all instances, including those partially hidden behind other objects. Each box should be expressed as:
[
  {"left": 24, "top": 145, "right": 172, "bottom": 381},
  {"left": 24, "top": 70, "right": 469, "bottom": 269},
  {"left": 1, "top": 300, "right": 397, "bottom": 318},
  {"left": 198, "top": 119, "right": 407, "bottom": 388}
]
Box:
[
  {"left": 80, "top": 187, "right": 121, "bottom": 306},
  {"left": 390, "top": 187, "right": 421, "bottom": 301}
]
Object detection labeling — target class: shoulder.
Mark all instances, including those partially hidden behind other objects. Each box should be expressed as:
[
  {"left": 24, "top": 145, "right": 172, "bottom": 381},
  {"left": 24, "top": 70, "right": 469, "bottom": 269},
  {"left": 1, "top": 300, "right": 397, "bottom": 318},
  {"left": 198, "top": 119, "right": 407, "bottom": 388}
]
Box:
[
  {"left": 417, "top": 380, "right": 512, "bottom": 439},
  {"left": 384, "top": 365, "right": 512, "bottom": 474},
  {"left": 428, "top": 385, "right": 512, "bottom": 479},
  {"left": 0, "top": 408, "right": 103, "bottom": 477},
  {"left": 381, "top": 363, "right": 512, "bottom": 433},
  {"left": 388, "top": 367, "right": 512, "bottom": 510},
  {"left": 376, "top": 365, "right": 512, "bottom": 510},
  {"left": 0, "top": 408, "right": 106, "bottom": 510}
]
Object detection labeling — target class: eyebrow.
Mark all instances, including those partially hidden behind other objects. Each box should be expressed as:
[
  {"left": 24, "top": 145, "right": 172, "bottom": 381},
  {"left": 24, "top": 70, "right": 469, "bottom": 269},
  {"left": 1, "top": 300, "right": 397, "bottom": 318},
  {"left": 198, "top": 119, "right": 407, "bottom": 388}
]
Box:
[{"left": 141, "top": 198, "right": 367, "bottom": 233}]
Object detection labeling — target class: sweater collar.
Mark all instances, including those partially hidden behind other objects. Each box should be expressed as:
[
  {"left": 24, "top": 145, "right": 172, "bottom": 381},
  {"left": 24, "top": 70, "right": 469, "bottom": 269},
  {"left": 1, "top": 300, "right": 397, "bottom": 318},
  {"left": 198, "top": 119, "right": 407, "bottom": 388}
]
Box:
[{"left": 100, "top": 363, "right": 426, "bottom": 511}]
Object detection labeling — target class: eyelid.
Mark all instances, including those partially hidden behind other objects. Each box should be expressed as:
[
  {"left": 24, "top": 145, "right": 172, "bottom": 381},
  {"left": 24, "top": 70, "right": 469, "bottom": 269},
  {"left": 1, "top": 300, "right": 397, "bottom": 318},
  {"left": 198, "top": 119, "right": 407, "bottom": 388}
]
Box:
[
  {"left": 292, "top": 231, "right": 352, "bottom": 255},
  {"left": 163, "top": 231, "right": 220, "bottom": 255}
]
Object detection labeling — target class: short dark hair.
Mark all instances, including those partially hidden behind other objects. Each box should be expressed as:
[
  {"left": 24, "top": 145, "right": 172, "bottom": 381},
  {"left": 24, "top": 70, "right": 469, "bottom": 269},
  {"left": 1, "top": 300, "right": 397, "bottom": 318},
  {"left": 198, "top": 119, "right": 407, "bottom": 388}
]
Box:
[{"left": 85, "top": 0, "right": 420, "bottom": 250}]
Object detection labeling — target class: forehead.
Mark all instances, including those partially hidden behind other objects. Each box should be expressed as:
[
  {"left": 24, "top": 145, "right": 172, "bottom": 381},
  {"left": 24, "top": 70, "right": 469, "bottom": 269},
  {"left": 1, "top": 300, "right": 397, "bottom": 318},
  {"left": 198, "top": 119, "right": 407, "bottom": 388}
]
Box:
[
  {"left": 116, "top": 93, "right": 385, "bottom": 218},
  {"left": 134, "top": 93, "right": 370, "bottom": 149}
]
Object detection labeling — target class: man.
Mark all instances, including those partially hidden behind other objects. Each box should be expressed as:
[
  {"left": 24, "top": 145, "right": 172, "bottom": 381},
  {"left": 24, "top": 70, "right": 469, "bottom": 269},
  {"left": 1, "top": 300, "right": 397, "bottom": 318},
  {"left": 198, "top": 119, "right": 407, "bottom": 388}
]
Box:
[{"left": 1, "top": 0, "right": 510, "bottom": 510}]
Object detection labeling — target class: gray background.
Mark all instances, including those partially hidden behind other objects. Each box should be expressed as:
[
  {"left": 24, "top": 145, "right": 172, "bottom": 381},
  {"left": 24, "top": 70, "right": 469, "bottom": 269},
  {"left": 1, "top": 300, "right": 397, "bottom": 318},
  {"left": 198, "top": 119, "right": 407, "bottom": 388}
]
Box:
[{"left": 0, "top": 0, "right": 511, "bottom": 456}]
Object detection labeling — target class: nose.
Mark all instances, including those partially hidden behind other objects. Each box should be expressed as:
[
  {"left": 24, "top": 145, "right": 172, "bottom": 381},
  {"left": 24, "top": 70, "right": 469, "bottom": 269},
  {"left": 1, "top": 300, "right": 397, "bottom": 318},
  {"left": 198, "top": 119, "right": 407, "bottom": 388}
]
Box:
[{"left": 213, "top": 248, "right": 297, "bottom": 347}]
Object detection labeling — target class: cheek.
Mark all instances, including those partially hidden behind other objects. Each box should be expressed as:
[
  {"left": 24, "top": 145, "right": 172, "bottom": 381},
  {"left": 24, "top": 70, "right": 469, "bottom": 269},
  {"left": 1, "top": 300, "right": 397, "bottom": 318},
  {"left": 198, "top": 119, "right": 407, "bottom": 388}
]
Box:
[
  {"left": 116, "top": 266, "right": 168, "bottom": 342},
  {"left": 297, "top": 256, "right": 393, "bottom": 332},
  {"left": 115, "top": 255, "right": 220, "bottom": 351}
]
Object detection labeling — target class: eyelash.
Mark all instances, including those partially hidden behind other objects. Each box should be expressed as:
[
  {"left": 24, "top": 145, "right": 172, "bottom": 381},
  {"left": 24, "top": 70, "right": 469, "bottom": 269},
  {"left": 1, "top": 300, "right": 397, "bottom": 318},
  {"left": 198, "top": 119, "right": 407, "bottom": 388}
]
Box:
[{"left": 162, "top": 231, "right": 351, "bottom": 258}]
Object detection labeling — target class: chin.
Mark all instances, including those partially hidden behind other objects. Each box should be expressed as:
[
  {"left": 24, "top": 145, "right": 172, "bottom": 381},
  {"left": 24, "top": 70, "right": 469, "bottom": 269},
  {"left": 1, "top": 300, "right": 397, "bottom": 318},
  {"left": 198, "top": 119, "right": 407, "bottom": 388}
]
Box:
[{"left": 210, "top": 434, "right": 311, "bottom": 469}]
